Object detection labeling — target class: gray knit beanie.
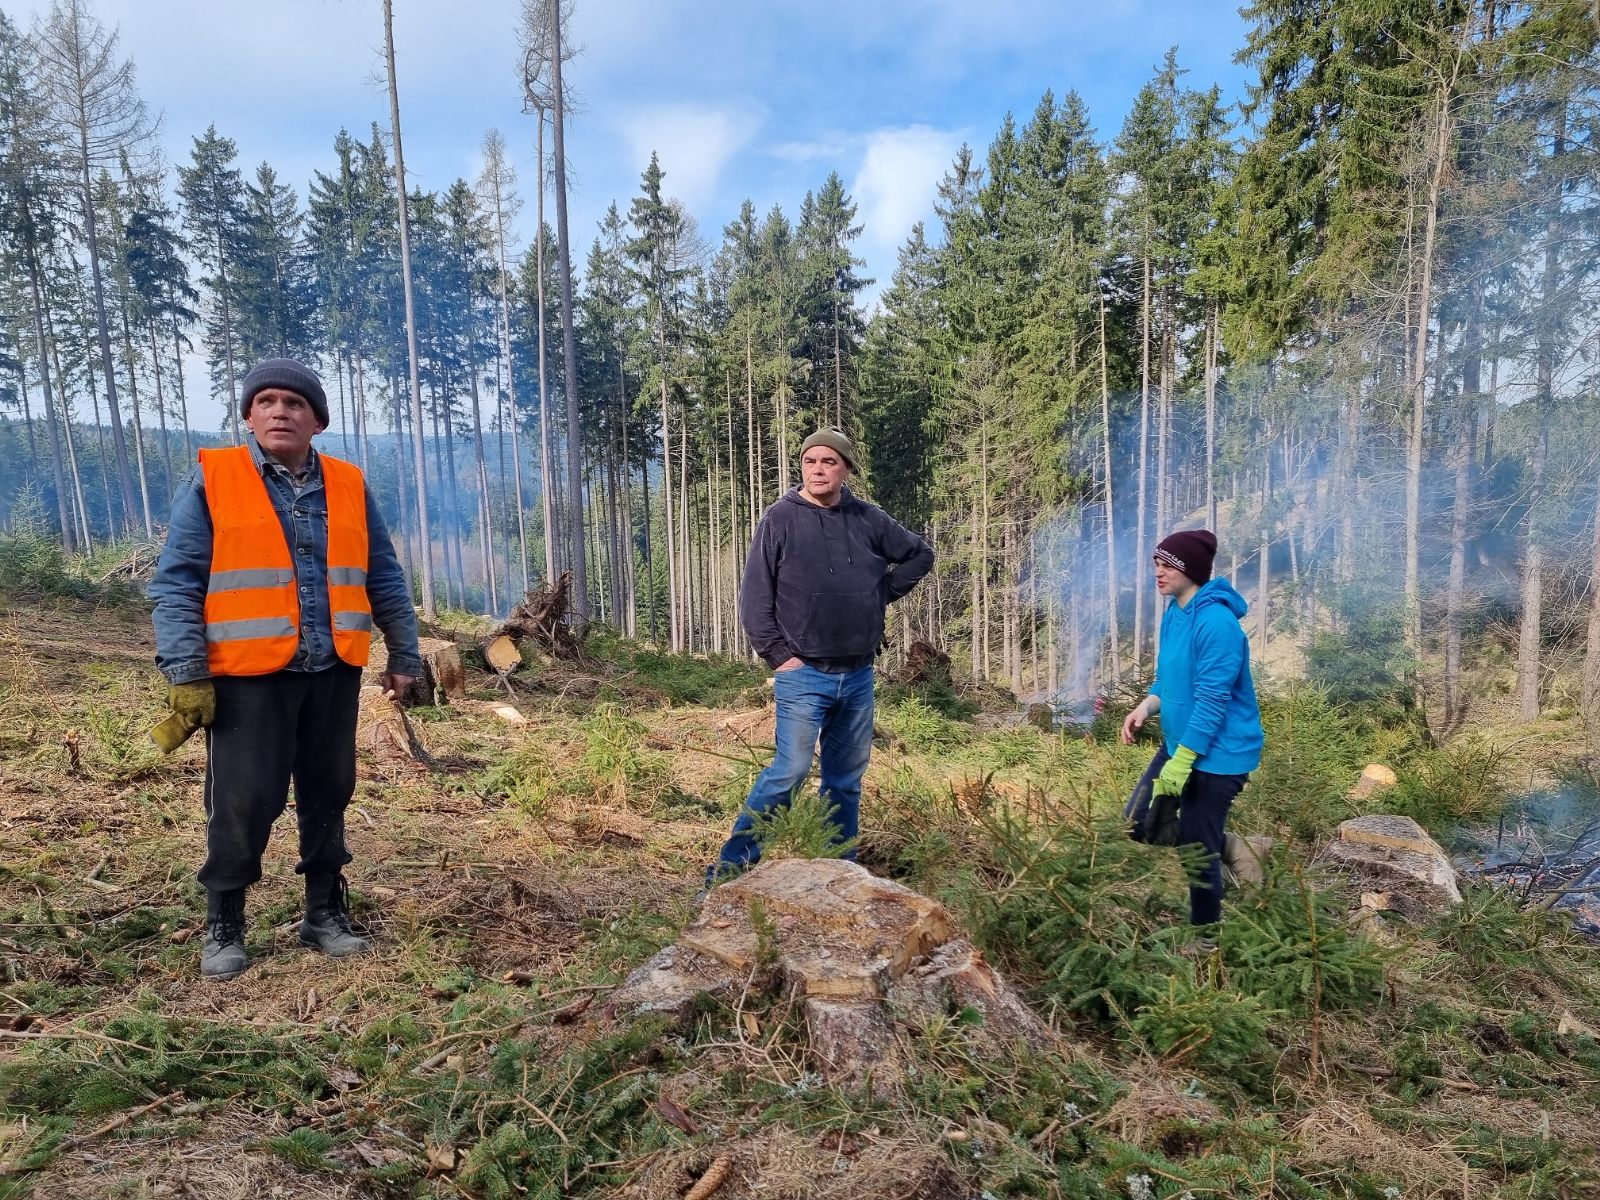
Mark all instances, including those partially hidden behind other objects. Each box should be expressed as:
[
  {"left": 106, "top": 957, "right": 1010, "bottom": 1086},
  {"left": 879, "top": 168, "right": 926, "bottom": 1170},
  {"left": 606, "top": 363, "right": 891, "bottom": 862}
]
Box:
[
  {"left": 241, "top": 358, "right": 329, "bottom": 427},
  {"left": 800, "top": 428, "right": 859, "bottom": 470}
]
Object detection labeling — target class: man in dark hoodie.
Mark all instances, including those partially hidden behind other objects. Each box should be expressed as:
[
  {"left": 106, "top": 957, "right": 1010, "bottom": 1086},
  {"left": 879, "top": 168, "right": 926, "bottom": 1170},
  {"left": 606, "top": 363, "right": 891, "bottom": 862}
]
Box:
[
  {"left": 1121, "top": 529, "right": 1264, "bottom": 947},
  {"left": 706, "top": 429, "right": 934, "bottom": 889}
]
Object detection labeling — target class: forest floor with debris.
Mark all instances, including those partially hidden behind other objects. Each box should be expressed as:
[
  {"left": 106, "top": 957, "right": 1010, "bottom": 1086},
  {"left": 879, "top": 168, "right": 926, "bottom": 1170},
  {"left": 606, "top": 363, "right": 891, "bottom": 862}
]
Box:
[{"left": 3, "top": 568, "right": 1600, "bottom": 1200}]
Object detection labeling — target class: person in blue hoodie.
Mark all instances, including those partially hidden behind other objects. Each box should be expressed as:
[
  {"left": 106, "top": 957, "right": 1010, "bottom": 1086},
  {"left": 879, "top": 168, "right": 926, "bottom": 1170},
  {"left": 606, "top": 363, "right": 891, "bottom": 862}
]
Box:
[
  {"left": 705, "top": 429, "right": 935, "bottom": 892},
  {"left": 1121, "top": 529, "right": 1264, "bottom": 937}
]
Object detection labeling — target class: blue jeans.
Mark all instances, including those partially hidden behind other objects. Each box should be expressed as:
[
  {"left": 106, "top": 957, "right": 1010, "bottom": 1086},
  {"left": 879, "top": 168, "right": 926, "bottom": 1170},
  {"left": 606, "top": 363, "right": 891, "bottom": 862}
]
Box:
[{"left": 711, "top": 663, "right": 875, "bottom": 880}]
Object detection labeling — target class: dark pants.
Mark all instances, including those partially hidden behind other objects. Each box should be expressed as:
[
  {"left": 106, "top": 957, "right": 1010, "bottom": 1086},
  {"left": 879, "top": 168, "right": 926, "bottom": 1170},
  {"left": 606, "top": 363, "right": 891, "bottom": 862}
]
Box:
[
  {"left": 712, "top": 663, "right": 875, "bottom": 880},
  {"left": 198, "top": 664, "right": 362, "bottom": 893},
  {"left": 1130, "top": 748, "right": 1249, "bottom": 925}
]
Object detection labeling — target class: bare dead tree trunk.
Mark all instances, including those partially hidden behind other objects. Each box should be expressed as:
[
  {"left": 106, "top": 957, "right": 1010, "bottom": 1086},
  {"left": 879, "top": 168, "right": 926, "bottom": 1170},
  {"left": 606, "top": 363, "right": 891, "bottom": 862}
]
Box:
[
  {"left": 1582, "top": 478, "right": 1600, "bottom": 734},
  {"left": 1099, "top": 288, "right": 1122, "bottom": 681},
  {"left": 535, "top": 116, "right": 557, "bottom": 584},
  {"left": 547, "top": 0, "right": 587, "bottom": 616},
  {"left": 659, "top": 312, "right": 680, "bottom": 650},
  {"left": 25, "top": 248, "right": 76, "bottom": 550},
  {"left": 1405, "top": 82, "right": 1455, "bottom": 661},
  {"left": 383, "top": 0, "right": 435, "bottom": 619},
  {"left": 1257, "top": 443, "right": 1270, "bottom": 650},
  {"left": 118, "top": 297, "right": 153, "bottom": 536},
  {"left": 1205, "top": 301, "right": 1218, "bottom": 532},
  {"left": 485, "top": 133, "right": 530, "bottom": 593},
  {"left": 1517, "top": 102, "right": 1564, "bottom": 723},
  {"left": 1133, "top": 245, "right": 1151, "bottom": 671}
]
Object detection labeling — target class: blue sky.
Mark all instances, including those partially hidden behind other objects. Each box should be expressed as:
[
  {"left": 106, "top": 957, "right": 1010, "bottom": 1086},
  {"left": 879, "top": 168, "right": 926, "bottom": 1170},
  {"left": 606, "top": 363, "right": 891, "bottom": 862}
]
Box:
[{"left": 21, "top": 0, "right": 1256, "bottom": 428}]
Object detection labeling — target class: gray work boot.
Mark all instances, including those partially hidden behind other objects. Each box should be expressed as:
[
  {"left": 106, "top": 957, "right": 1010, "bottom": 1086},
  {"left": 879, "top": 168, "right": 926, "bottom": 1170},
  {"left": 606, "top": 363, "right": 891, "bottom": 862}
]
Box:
[
  {"left": 201, "top": 889, "right": 248, "bottom": 981},
  {"left": 299, "top": 874, "right": 373, "bottom": 957}
]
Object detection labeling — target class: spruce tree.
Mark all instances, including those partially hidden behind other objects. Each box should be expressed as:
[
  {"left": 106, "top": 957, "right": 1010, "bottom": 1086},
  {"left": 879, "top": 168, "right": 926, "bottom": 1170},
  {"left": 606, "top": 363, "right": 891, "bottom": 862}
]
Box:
[
  {"left": 34, "top": 0, "right": 154, "bottom": 530},
  {"left": 178, "top": 126, "right": 249, "bottom": 440}
]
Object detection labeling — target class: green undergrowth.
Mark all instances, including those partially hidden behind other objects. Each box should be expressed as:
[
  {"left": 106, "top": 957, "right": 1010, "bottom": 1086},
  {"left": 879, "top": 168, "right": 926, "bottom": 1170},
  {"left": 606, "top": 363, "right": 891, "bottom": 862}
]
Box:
[
  {"left": 0, "top": 532, "right": 112, "bottom": 601},
  {"left": 6, "top": 627, "right": 1600, "bottom": 1198},
  {"left": 876, "top": 673, "right": 979, "bottom": 720},
  {"left": 951, "top": 784, "right": 1387, "bottom": 1087},
  {"left": 585, "top": 631, "right": 766, "bottom": 706},
  {"left": 0, "top": 998, "right": 328, "bottom": 1141},
  {"left": 472, "top": 703, "right": 675, "bottom": 814}
]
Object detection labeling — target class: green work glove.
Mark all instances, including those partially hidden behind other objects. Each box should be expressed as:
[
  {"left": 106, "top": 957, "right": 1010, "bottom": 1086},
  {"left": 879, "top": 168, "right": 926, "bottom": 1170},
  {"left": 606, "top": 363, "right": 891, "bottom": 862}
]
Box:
[
  {"left": 151, "top": 681, "right": 215, "bottom": 754},
  {"left": 1152, "top": 745, "right": 1198, "bottom": 800},
  {"left": 169, "top": 681, "right": 217, "bottom": 728}
]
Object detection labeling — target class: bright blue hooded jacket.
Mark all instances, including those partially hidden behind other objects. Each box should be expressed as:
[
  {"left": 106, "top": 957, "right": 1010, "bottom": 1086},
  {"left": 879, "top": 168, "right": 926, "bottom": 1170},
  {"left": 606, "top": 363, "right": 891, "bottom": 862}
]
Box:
[{"left": 1151, "top": 577, "right": 1264, "bottom": 775}]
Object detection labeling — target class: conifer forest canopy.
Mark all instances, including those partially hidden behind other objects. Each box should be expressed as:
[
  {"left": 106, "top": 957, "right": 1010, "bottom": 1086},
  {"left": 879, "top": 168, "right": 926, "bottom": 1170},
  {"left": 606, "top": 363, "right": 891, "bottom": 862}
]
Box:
[{"left": 0, "top": 0, "right": 1598, "bottom": 735}]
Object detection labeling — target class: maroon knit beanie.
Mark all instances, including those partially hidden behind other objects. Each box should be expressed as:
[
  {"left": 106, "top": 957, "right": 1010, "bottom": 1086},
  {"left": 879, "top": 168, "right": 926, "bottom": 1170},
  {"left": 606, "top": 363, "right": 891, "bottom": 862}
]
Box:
[{"left": 1154, "top": 528, "right": 1218, "bottom": 585}]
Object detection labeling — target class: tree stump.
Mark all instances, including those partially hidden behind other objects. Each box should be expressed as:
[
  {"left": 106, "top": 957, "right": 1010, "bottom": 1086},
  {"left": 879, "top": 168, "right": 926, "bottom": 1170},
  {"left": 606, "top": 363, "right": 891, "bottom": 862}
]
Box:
[
  {"left": 400, "top": 637, "right": 467, "bottom": 707},
  {"left": 605, "top": 859, "right": 1055, "bottom": 1095},
  {"left": 1317, "top": 814, "right": 1462, "bottom": 909}
]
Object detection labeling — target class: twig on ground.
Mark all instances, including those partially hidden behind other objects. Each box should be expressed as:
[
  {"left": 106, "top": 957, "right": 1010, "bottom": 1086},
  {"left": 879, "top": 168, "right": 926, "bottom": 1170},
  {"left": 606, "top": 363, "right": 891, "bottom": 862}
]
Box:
[{"left": 61, "top": 1090, "right": 182, "bottom": 1152}]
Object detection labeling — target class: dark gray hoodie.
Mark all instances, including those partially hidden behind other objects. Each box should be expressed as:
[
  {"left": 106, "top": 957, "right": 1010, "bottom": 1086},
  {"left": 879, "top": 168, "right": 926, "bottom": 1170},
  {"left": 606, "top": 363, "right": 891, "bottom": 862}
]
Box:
[{"left": 739, "top": 486, "right": 934, "bottom": 670}]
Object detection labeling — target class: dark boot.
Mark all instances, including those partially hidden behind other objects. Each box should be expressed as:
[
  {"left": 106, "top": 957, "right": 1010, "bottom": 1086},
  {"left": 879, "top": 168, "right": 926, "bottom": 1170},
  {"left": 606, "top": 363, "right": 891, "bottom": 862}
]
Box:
[
  {"left": 299, "top": 874, "right": 373, "bottom": 957},
  {"left": 201, "top": 889, "right": 248, "bottom": 981}
]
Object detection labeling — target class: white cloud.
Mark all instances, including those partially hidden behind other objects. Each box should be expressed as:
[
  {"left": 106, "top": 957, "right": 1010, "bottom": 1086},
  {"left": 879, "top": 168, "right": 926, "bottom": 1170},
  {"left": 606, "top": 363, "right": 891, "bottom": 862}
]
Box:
[
  {"left": 768, "top": 134, "right": 854, "bottom": 163},
  {"left": 850, "top": 125, "right": 964, "bottom": 258},
  {"left": 617, "top": 102, "right": 763, "bottom": 213}
]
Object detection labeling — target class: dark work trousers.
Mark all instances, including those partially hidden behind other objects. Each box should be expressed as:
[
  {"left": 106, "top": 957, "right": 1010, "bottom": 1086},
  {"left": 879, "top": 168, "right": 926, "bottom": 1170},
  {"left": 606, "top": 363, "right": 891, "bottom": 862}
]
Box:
[
  {"left": 1131, "top": 748, "right": 1250, "bottom": 926},
  {"left": 198, "top": 664, "right": 362, "bottom": 893}
]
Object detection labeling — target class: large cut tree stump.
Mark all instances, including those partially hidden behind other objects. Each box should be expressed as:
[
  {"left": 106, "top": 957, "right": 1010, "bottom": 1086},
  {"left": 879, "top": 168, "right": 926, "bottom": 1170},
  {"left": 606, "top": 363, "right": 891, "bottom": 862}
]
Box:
[
  {"left": 1316, "top": 814, "right": 1462, "bottom": 910},
  {"left": 605, "top": 859, "right": 1054, "bottom": 1095},
  {"left": 399, "top": 637, "right": 467, "bottom": 707}
]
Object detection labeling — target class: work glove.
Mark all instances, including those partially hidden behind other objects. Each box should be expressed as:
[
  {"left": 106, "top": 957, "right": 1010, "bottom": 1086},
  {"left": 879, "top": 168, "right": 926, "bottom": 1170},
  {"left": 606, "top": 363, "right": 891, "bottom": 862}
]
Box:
[
  {"left": 1152, "top": 745, "right": 1198, "bottom": 800},
  {"left": 150, "top": 681, "right": 215, "bottom": 754},
  {"left": 1124, "top": 772, "right": 1181, "bottom": 847}
]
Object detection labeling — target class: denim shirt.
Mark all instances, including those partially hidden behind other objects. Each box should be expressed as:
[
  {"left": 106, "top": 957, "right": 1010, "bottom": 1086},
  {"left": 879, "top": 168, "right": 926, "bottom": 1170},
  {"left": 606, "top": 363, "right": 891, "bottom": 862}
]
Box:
[{"left": 150, "top": 435, "right": 423, "bottom": 685}]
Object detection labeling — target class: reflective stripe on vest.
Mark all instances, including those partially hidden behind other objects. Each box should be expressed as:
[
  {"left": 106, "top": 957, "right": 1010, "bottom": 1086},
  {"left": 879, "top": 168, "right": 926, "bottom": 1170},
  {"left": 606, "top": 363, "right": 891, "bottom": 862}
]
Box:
[
  {"left": 321, "top": 455, "right": 373, "bottom": 668},
  {"left": 198, "top": 446, "right": 373, "bottom": 676}
]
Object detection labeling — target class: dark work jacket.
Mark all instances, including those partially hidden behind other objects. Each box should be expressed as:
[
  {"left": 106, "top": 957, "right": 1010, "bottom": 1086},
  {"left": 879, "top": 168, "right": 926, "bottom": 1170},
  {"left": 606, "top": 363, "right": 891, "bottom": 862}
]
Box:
[{"left": 739, "top": 486, "right": 934, "bottom": 670}]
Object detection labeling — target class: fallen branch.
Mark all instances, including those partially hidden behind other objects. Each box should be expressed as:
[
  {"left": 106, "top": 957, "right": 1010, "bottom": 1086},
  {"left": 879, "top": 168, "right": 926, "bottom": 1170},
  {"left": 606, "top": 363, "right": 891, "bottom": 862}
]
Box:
[
  {"left": 61, "top": 1090, "right": 181, "bottom": 1153},
  {"left": 643, "top": 734, "right": 763, "bottom": 768}
]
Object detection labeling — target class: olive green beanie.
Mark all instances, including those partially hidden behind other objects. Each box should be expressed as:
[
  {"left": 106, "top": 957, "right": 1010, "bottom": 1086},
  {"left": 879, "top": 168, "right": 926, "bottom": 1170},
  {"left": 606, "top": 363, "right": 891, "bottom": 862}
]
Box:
[{"left": 800, "top": 428, "right": 858, "bottom": 470}]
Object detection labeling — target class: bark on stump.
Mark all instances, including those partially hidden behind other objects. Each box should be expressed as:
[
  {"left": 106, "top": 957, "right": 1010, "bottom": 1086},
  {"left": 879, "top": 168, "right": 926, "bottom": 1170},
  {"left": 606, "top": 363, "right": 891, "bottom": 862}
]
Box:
[
  {"left": 399, "top": 637, "right": 466, "bottom": 707},
  {"left": 606, "top": 859, "right": 1054, "bottom": 1095}
]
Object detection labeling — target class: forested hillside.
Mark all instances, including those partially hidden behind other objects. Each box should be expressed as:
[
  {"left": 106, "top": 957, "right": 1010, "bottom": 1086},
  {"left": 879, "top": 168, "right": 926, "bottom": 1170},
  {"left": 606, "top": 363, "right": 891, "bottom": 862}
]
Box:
[{"left": 1, "top": 0, "right": 1597, "bottom": 729}]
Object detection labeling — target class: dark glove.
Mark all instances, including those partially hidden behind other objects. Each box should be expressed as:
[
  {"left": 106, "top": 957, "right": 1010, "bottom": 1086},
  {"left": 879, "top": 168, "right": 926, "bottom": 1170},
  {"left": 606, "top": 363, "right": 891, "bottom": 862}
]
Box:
[{"left": 1124, "top": 767, "right": 1181, "bottom": 848}]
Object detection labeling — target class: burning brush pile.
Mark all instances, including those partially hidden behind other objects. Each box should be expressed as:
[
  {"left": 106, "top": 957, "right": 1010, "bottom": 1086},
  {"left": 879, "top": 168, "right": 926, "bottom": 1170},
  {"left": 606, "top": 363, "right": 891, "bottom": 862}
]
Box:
[{"left": 1457, "top": 781, "right": 1600, "bottom": 941}]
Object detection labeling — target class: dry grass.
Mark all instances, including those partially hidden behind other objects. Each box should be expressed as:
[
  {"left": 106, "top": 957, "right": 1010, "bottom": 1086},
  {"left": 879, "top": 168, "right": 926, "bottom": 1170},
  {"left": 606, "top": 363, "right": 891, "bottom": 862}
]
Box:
[
  {"left": 622, "top": 1125, "right": 963, "bottom": 1200},
  {"left": 5, "top": 592, "right": 1600, "bottom": 1199},
  {"left": 1289, "top": 1099, "right": 1484, "bottom": 1198}
]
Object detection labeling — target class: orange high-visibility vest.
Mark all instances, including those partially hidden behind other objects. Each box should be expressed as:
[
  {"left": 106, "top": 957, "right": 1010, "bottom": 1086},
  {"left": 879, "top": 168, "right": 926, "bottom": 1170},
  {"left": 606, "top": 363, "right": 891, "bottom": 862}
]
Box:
[{"left": 198, "top": 445, "right": 373, "bottom": 676}]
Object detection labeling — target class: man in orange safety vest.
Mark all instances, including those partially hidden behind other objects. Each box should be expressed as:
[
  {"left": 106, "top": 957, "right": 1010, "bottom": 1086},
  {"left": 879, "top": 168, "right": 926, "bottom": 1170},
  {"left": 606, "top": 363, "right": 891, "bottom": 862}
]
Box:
[{"left": 150, "top": 358, "right": 421, "bottom": 981}]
